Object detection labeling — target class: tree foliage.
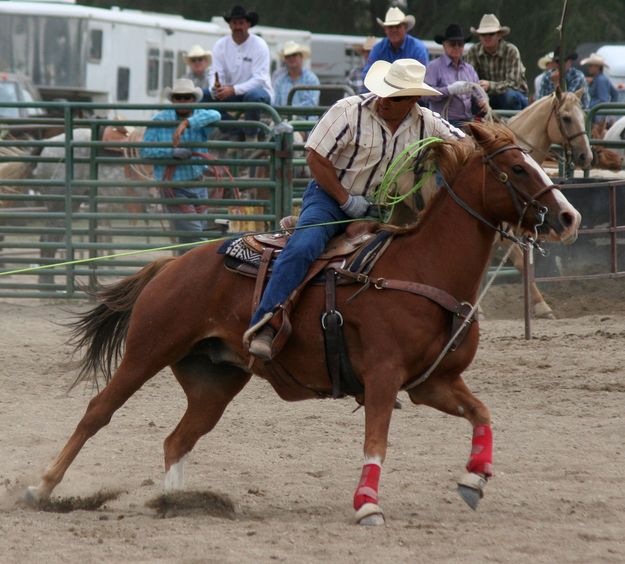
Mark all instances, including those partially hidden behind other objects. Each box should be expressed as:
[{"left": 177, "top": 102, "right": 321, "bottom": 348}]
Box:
[{"left": 82, "top": 0, "right": 625, "bottom": 82}]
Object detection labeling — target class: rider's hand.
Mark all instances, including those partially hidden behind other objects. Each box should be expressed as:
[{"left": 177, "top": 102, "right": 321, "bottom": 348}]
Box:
[
  {"left": 340, "top": 194, "right": 370, "bottom": 218},
  {"left": 447, "top": 81, "right": 474, "bottom": 96},
  {"left": 172, "top": 147, "right": 192, "bottom": 159}
]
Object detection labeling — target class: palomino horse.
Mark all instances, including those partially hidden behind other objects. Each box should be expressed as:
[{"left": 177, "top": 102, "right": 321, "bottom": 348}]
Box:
[{"left": 24, "top": 123, "right": 581, "bottom": 525}]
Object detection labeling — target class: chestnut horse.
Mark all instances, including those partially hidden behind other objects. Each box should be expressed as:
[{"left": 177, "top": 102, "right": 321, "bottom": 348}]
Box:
[{"left": 25, "top": 123, "right": 581, "bottom": 525}]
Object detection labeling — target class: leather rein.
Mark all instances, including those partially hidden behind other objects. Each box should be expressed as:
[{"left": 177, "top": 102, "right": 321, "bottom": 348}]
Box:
[{"left": 440, "top": 143, "right": 555, "bottom": 248}]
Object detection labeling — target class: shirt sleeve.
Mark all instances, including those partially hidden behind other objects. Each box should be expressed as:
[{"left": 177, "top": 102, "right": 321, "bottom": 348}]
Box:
[
  {"left": 489, "top": 44, "right": 525, "bottom": 94},
  {"left": 305, "top": 102, "right": 353, "bottom": 159},
  {"left": 141, "top": 113, "right": 175, "bottom": 159},
  {"left": 187, "top": 109, "right": 221, "bottom": 128}
]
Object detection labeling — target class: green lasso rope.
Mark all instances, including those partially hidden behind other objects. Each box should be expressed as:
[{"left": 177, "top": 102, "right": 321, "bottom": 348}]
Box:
[{"left": 370, "top": 136, "right": 443, "bottom": 223}]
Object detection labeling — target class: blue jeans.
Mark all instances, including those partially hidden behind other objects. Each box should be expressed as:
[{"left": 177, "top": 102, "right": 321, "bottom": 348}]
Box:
[
  {"left": 165, "top": 186, "right": 208, "bottom": 254},
  {"left": 209, "top": 87, "right": 271, "bottom": 138},
  {"left": 488, "top": 89, "right": 528, "bottom": 111},
  {"left": 250, "top": 181, "right": 348, "bottom": 326}
]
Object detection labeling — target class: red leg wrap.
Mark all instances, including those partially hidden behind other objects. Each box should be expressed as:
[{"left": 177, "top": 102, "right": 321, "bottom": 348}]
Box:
[
  {"left": 353, "top": 463, "right": 381, "bottom": 510},
  {"left": 466, "top": 424, "right": 493, "bottom": 477}
]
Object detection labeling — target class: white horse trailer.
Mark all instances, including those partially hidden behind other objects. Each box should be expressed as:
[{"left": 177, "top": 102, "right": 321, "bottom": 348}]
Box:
[{"left": 0, "top": 1, "right": 310, "bottom": 117}]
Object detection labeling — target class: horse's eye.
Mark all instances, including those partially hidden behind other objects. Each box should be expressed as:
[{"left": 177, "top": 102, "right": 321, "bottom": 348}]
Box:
[
  {"left": 561, "top": 116, "right": 572, "bottom": 124},
  {"left": 512, "top": 165, "right": 525, "bottom": 174}
]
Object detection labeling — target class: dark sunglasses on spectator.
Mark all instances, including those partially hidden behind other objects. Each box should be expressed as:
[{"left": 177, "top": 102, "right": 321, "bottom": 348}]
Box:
[
  {"left": 446, "top": 40, "right": 465, "bottom": 47},
  {"left": 480, "top": 32, "right": 497, "bottom": 37},
  {"left": 172, "top": 94, "right": 195, "bottom": 101},
  {"left": 189, "top": 57, "right": 206, "bottom": 63},
  {"left": 387, "top": 95, "right": 414, "bottom": 103}
]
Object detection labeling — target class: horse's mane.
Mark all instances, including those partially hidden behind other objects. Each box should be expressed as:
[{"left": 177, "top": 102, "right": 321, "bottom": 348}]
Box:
[{"left": 427, "top": 122, "right": 517, "bottom": 185}]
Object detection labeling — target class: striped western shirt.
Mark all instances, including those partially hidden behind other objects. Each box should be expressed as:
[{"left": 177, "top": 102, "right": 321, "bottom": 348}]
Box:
[
  {"left": 304, "top": 93, "right": 465, "bottom": 197},
  {"left": 464, "top": 40, "right": 528, "bottom": 95}
]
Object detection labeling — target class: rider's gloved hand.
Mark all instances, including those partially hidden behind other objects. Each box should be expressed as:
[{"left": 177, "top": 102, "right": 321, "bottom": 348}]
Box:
[
  {"left": 172, "top": 147, "right": 192, "bottom": 159},
  {"left": 447, "top": 81, "right": 474, "bottom": 96},
  {"left": 340, "top": 194, "right": 370, "bottom": 218}
]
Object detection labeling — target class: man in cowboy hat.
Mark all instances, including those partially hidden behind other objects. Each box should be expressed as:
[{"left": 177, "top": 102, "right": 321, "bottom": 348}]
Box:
[
  {"left": 538, "top": 48, "right": 589, "bottom": 108},
  {"left": 360, "top": 7, "right": 429, "bottom": 88},
  {"left": 246, "top": 58, "right": 465, "bottom": 360},
  {"left": 183, "top": 45, "right": 212, "bottom": 91},
  {"left": 580, "top": 52, "right": 617, "bottom": 115},
  {"left": 533, "top": 51, "right": 556, "bottom": 102},
  {"left": 141, "top": 78, "right": 221, "bottom": 254},
  {"left": 464, "top": 14, "right": 529, "bottom": 110},
  {"left": 272, "top": 40, "right": 320, "bottom": 119},
  {"left": 424, "top": 24, "right": 488, "bottom": 126},
  {"left": 209, "top": 5, "right": 273, "bottom": 141},
  {"left": 348, "top": 36, "right": 378, "bottom": 93}
]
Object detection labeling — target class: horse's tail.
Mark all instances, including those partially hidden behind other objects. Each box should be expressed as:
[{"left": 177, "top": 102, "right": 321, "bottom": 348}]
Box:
[{"left": 68, "top": 257, "right": 175, "bottom": 389}]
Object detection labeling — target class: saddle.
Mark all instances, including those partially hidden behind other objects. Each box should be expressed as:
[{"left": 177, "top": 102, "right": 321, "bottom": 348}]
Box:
[{"left": 219, "top": 217, "right": 476, "bottom": 399}]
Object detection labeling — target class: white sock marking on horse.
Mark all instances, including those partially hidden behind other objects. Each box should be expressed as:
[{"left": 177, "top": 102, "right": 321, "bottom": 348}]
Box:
[
  {"left": 164, "top": 455, "right": 187, "bottom": 490},
  {"left": 363, "top": 455, "right": 382, "bottom": 467}
]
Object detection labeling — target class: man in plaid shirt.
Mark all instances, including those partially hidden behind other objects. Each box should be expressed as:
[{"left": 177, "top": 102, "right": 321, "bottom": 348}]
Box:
[{"left": 465, "top": 14, "right": 528, "bottom": 110}]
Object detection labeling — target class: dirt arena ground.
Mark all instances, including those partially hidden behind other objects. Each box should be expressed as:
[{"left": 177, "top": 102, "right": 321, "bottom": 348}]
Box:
[{"left": 1, "top": 279, "right": 624, "bottom": 563}]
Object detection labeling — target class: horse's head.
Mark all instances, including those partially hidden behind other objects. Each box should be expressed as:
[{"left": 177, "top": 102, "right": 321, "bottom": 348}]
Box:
[
  {"left": 549, "top": 88, "right": 593, "bottom": 170},
  {"left": 466, "top": 122, "right": 581, "bottom": 245}
]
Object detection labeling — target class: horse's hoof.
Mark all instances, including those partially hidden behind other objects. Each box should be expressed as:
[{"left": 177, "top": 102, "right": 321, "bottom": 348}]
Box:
[
  {"left": 22, "top": 486, "right": 42, "bottom": 506},
  {"left": 354, "top": 502, "right": 385, "bottom": 526},
  {"left": 457, "top": 472, "right": 487, "bottom": 511},
  {"left": 533, "top": 301, "right": 556, "bottom": 320}
]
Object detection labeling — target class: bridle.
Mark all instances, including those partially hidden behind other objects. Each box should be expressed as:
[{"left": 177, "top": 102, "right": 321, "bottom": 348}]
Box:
[
  {"left": 549, "top": 94, "right": 587, "bottom": 145},
  {"left": 440, "top": 143, "right": 555, "bottom": 249}
]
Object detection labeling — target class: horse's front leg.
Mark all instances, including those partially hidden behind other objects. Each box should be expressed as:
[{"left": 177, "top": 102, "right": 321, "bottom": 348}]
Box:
[
  {"left": 353, "top": 368, "right": 401, "bottom": 526},
  {"left": 408, "top": 374, "right": 492, "bottom": 510}
]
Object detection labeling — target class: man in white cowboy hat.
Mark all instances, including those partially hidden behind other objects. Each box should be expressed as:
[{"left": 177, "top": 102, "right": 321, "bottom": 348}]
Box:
[
  {"left": 141, "top": 78, "right": 221, "bottom": 254},
  {"left": 272, "top": 40, "right": 320, "bottom": 118},
  {"left": 464, "top": 13, "right": 529, "bottom": 110},
  {"left": 538, "top": 48, "right": 589, "bottom": 108},
  {"left": 183, "top": 45, "right": 212, "bottom": 92},
  {"left": 580, "top": 52, "right": 618, "bottom": 115},
  {"left": 348, "top": 36, "right": 378, "bottom": 93},
  {"left": 246, "top": 58, "right": 465, "bottom": 360},
  {"left": 533, "top": 51, "right": 556, "bottom": 102},
  {"left": 209, "top": 5, "right": 273, "bottom": 141},
  {"left": 360, "top": 7, "right": 429, "bottom": 89}
]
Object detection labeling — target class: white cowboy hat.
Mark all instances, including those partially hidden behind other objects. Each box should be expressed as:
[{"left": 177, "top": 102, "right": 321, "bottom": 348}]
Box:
[
  {"left": 580, "top": 52, "right": 609, "bottom": 68},
  {"left": 376, "top": 7, "right": 415, "bottom": 31},
  {"left": 354, "top": 36, "right": 378, "bottom": 53},
  {"left": 184, "top": 45, "right": 212, "bottom": 66},
  {"left": 471, "top": 14, "right": 510, "bottom": 36},
  {"left": 537, "top": 51, "right": 554, "bottom": 70},
  {"left": 163, "top": 78, "right": 203, "bottom": 102},
  {"left": 364, "top": 59, "right": 441, "bottom": 98},
  {"left": 279, "top": 40, "right": 311, "bottom": 60}
]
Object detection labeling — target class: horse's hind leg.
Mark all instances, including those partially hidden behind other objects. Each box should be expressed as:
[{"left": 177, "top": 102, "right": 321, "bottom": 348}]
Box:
[
  {"left": 163, "top": 355, "right": 250, "bottom": 490},
  {"left": 408, "top": 375, "right": 492, "bottom": 510},
  {"left": 26, "top": 357, "right": 161, "bottom": 502}
]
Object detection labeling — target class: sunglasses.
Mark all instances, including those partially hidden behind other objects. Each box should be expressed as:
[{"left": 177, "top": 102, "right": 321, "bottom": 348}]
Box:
[
  {"left": 189, "top": 57, "right": 206, "bottom": 63},
  {"left": 172, "top": 94, "right": 196, "bottom": 102},
  {"left": 387, "top": 95, "right": 414, "bottom": 103},
  {"left": 480, "top": 32, "right": 497, "bottom": 37}
]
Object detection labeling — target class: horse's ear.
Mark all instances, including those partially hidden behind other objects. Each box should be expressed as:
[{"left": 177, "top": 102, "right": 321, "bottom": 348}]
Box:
[
  {"left": 555, "top": 85, "right": 563, "bottom": 101},
  {"left": 466, "top": 122, "right": 490, "bottom": 145},
  {"left": 574, "top": 87, "right": 584, "bottom": 100}
]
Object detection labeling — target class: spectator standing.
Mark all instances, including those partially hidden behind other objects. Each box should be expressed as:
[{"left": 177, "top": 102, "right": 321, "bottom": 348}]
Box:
[
  {"left": 347, "top": 36, "right": 377, "bottom": 94},
  {"left": 581, "top": 52, "right": 618, "bottom": 119},
  {"left": 183, "top": 45, "right": 212, "bottom": 91},
  {"left": 141, "top": 79, "right": 221, "bottom": 254},
  {"left": 209, "top": 5, "right": 273, "bottom": 141},
  {"left": 273, "top": 40, "right": 320, "bottom": 119},
  {"left": 538, "top": 48, "right": 589, "bottom": 108},
  {"left": 465, "top": 13, "right": 529, "bottom": 110},
  {"left": 423, "top": 24, "right": 488, "bottom": 127},
  {"left": 360, "top": 7, "right": 429, "bottom": 84}
]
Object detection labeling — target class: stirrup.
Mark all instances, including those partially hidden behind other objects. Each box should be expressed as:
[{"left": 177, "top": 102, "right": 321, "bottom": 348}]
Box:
[{"left": 242, "top": 312, "right": 273, "bottom": 348}]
